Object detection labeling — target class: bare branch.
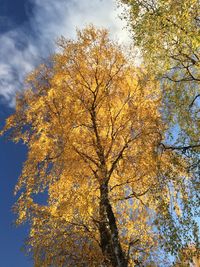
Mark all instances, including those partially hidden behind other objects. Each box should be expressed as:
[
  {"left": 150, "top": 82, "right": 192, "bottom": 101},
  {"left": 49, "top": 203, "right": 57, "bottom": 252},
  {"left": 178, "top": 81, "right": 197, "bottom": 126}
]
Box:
[
  {"left": 73, "top": 145, "right": 100, "bottom": 167},
  {"left": 117, "top": 188, "right": 150, "bottom": 207},
  {"left": 161, "top": 142, "right": 200, "bottom": 151},
  {"left": 189, "top": 94, "right": 200, "bottom": 108}
]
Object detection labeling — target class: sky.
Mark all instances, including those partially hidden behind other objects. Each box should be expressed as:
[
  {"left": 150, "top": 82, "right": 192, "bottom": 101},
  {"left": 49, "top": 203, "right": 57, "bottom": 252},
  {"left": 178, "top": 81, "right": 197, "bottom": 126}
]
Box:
[{"left": 0, "top": 0, "right": 129, "bottom": 266}]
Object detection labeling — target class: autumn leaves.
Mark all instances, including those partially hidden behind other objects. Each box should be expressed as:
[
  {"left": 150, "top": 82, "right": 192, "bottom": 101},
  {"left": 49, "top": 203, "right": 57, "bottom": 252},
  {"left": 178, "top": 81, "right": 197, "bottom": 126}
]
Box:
[{"left": 2, "top": 0, "right": 200, "bottom": 265}]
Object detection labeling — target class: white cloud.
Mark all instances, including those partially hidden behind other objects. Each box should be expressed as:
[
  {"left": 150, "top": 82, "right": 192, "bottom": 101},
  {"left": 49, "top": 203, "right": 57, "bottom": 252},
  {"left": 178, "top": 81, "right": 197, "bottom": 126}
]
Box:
[{"left": 0, "top": 0, "right": 130, "bottom": 106}]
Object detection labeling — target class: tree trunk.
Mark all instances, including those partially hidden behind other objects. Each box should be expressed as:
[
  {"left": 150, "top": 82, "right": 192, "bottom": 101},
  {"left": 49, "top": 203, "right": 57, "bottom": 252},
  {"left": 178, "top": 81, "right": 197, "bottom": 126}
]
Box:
[{"left": 99, "top": 183, "right": 127, "bottom": 267}]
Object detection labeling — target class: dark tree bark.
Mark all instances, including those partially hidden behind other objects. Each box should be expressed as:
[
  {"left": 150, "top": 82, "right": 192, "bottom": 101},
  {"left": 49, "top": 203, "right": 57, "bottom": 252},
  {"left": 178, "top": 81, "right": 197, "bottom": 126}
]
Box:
[{"left": 99, "top": 182, "right": 127, "bottom": 267}]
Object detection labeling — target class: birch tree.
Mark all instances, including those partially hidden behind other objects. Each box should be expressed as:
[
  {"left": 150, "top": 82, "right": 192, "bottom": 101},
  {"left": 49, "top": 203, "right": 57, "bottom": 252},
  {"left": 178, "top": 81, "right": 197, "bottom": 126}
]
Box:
[{"left": 2, "top": 26, "right": 195, "bottom": 266}]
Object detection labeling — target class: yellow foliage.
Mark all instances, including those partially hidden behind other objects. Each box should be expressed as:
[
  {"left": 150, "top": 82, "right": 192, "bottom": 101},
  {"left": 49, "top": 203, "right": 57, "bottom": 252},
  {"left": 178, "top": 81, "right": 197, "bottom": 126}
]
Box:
[{"left": 3, "top": 26, "right": 190, "bottom": 266}]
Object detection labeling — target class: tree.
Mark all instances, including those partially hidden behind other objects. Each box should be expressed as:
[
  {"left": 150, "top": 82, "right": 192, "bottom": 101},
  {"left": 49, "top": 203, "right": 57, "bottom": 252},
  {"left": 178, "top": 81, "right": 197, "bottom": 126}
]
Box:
[
  {"left": 120, "top": 0, "right": 200, "bottom": 145},
  {"left": 2, "top": 26, "right": 196, "bottom": 266},
  {"left": 120, "top": 2, "right": 200, "bottom": 250},
  {"left": 121, "top": 0, "right": 199, "bottom": 82}
]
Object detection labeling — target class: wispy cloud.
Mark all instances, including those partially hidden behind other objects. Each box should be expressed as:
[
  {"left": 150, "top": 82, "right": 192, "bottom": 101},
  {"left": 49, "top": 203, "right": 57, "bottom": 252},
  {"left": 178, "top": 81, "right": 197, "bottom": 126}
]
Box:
[{"left": 0, "top": 0, "right": 129, "bottom": 106}]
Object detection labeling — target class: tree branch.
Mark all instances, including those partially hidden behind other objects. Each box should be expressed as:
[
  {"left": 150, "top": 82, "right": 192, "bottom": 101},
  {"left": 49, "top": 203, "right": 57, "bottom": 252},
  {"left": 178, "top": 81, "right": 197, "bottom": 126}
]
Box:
[
  {"left": 189, "top": 94, "right": 200, "bottom": 108},
  {"left": 161, "top": 143, "right": 200, "bottom": 151}
]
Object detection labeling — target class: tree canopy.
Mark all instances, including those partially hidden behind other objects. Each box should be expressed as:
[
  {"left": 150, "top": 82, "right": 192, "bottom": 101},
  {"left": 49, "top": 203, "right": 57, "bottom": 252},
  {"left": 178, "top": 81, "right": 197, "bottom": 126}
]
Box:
[
  {"left": 120, "top": 0, "right": 200, "bottom": 145},
  {"left": 119, "top": 0, "right": 200, "bottom": 263},
  {"left": 2, "top": 26, "right": 199, "bottom": 266}
]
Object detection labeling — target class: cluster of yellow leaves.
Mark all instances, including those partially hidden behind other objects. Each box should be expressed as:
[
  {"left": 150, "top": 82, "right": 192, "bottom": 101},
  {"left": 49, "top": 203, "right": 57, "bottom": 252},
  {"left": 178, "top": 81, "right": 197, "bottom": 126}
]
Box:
[{"left": 2, "top": 26, "right": 191, "bottom": 266}]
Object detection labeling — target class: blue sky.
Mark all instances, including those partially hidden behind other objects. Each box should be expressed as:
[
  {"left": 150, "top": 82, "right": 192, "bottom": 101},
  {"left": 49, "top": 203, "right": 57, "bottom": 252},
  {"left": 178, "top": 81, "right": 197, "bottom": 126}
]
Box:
[{"left": 0, "top": 0, "right": 129, "bottom": 266}]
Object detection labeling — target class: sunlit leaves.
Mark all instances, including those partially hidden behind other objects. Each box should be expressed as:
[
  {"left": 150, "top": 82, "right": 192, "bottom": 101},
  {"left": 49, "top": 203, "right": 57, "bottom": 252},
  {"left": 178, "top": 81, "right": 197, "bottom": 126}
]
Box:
[
  {"left": 1, "top": 26, "right": 195, "bottom": 266},
  {"left": 120, "top": 0, "right": 200, "bottom": 143}
]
